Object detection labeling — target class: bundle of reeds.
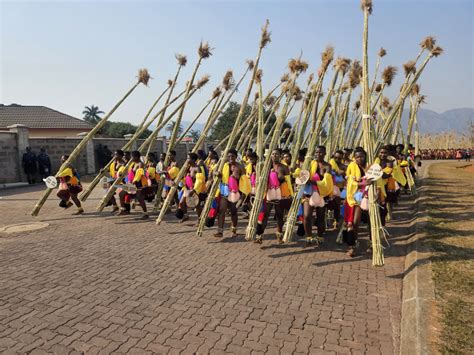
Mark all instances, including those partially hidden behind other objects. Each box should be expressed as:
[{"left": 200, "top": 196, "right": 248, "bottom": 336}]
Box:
[
  {"left": 326, "top": 57, "right": 351, "bottom": 155},
  {"left": 405, "top": 86, "right": 426, "bottom": 153},
  {"left": 96, "top": 76, "right": 210, "bottom": 212},
  {"left": 289, "top": 76, "right": 324, "bottom": 169},
  {"left": 376, "top": 42, "right": 443, "bottom": 151},
  {"left": 155, "top": 68, "right": 251, "bottom": 224},
  {"left": 142, "top": 56, "right": 188, "bottom": 161},
  {"left": 282, "top": 47, "right": 335, "bottom": 243},
  {"left": 196, "top": 20, "right": 271, "bottom": 238},
  {"left": 152, "top": 42, "right": 213, "bottom": 206},
  {"left": 246, "top": 58, "right": 308, "bottom": 241},
  {"left": 31, "top": 69, "right": 150, "bottom": 216},
  {"left": 81, "top": 53, "right": 190, "bottom": 203},
  {"left": 283, "top": 74, "right": 314, "bottom": 149},
  {"left": 214, "top": 82, "right": 283, "bottom": 152},
  {"left": 79, "top": 79, "right": 181, "bottom": 202},
  {"left": 336, "top": 61, "right": 363, "bottom": 148},
  {"left": 359, "top": 0, "right": 386, "bottom": 266}
]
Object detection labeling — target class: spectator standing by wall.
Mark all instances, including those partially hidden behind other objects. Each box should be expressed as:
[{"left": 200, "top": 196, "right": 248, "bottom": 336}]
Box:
[
  {"left": 103, "top": 145, "right": 112, "bottom": 164},
  {"left": 37, "top": 148, "right": 52, "bottom": 179},
  {"left": 22, "top": 147, "right": 37, "bottom": 184},
  {"left": 96, "top": 144, "right": 106, "bottom": 168}
]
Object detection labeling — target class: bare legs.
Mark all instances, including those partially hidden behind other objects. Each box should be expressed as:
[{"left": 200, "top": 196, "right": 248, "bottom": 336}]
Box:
[{"left": 215, "top": 197, "right": 238, "bottom": 238}]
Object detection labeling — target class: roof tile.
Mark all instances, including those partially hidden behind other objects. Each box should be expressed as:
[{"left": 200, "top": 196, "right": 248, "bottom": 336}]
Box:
[{"left": 0, "top": 105, "right": 93, "bottom": 130}]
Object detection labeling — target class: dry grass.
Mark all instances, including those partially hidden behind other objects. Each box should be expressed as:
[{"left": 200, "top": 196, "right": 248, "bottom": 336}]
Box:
[{"left": 424, "top": 162, "right": 474, "bottom": 354}]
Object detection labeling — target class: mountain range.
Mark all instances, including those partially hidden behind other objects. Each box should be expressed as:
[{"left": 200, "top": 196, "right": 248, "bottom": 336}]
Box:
[
  {"left": 159, "top": 107, "right": 473, "bottom": 136},
  {"left": 401, "top": 107, "right": 473, "bottom": 133}
]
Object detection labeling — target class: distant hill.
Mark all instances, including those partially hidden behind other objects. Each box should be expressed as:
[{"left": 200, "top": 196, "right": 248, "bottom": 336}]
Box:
[
  {"left": 286, "top": 107, "right": 473, "bottom": 134},
  {"left": 401, "top": 108, "right": 473, "bottom": 133},
  {"left": 152, "top": 108, "right": 473, "bottom": 137}
]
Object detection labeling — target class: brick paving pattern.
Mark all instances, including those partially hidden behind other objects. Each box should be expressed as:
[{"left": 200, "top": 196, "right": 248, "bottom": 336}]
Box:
[{"left": 0, "top": 185, "right": 412, "bottom": 354}]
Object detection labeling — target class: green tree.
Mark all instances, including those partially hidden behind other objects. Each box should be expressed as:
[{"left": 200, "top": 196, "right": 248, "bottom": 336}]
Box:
[
  {"left": 187, "top": 129, "right": 201, "bottom": 142},
  {"left": 82, "top": 105, "right": 104, "bottom": 124},
  {"left": 210, "top": 101, "right": 252, "bottom": 141},
  {"left": 166, "top": 120, "right": 183, "bottom": 138},
  {"left": 102, "top": 122, "right": 151, "bottom": 138}
]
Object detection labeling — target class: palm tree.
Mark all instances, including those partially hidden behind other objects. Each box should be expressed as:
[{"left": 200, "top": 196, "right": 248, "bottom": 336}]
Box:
[
  {"left": 82, "top": 105, "right": 104, "bottom": 124},
  {"left": 187, "top": 129, "right": 201, "bottom": 142},
  {"left": 166, "top": 120, "right": 183, "bottom": 138}
]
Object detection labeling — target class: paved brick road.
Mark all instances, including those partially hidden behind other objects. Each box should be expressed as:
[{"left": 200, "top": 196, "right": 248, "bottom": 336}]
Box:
[{"left": 0, "top": 185, "right": 411, "bottom": 354}]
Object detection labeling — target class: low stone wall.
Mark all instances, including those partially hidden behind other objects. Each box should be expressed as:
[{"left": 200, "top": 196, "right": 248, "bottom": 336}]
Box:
[
  {"left": 0, "top": 125, "right": 218, "bottom": 183},
  {"left": 0, "top": 132, "right": 19, "bottom": 183},
  {"left": 29, "top": 137, "right": 86, "bottom": 176}
]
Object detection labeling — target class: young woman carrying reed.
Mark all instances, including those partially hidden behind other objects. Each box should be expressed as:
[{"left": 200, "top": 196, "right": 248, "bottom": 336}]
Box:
[
  {"left": 301, "top": 145, "right": 334, "bottom": 247},
  {"left": 212, "top": 149, "right": 247, "bottom": 238},
  {"left": 254, "top": 148, "right": 293, "bottom": 244},
  {"left": 343, "top": 148, "right": 371, "bottom": 256}
]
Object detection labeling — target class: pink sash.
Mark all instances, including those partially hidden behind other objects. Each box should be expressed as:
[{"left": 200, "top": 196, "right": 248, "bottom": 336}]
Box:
[
  {"left": 127, "top": 169, "right": 135, "bottom": 184},
  {"left": 311, "top": 172, "right": 321, "bottom": 191},
  {"left": 228, "top": 176, "right": 240, "bottom": 203},
  {"left": 185, "top": 175, "right": 194, "bottom": 190},
  {"left": 267, "top": 171, "right": 282, "bottom": 201}
]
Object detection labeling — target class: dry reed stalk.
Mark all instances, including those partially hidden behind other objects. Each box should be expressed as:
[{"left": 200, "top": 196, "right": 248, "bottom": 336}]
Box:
[
  {"left": 143, "top": 63, "right": 189, "bottom": 161},
  {"left": 414, "top": 36, "right": 436, "bottom": 65},
  {"left": 178, "top": 90, "right": 220, "bottom": 142},
  {"left": 334, "top": 87, "right": 352, "bottom": 149},
  {"left": 256, "top": 81, "right": 265, "bottom": 169},
  {"left": 369, "top": 47, "right": 386, "bottom": 93},
  {"left": 238, "top": 116, "right": 259, "bottom": 152},
  {"left": 246, "top": 58, "right": 308, "bottom": 241},
  {"left": 154, "top": 45, "right": 212, "bottom": 207},
  {"left": 31, "top": 69, "right": 150, "bottom": 216},
  {"left": 414, "top": 111, "right": 420, "bottom": 155},
  {"left": 283, "top": 77, "right": 313, "bottom": 149},
  {"left": 359, "top": 0, "right": 385, "bottom": 266},
  {"left": 154, "top": 66, "right": 250, "bottom": 214},
  {"left": 282, "top": 55, "right": 337, "bottom": 243},
  {"left": 405, "top": 92, "right": 425, "bottom": 152},
  {"left": 212, "top": 73, "right": 281, "bottom": 152},
  {"left": 83, "top": 55, "right": 188, "bottom": 203},
  {"left": 80, "top": 82, "right": 175, "bottom": 202},
  {"left": 290, "top": 66, "right": 328, "bottom": 169},
  {"left": 155, "top": 79, "right": 237, "bottom": 225},
  {"left": 196, "top": 20, "right": 271, "bottom": 238},
  {"left": 377, "top": 45, "right": 443, "bottom": 150},
  {"left": 164, "top": 42, "right": 212, "bottom": 170},
  {"left": 326, "top": 58, "right": 351, "bottom": 155},
  {"left": 96, "top": 83, "right": 207, "bottom": 212},
  {"left": 236, "top": 102, "right": 259, "bottom": 152},
  {"left": 370, "top": 65, "right": 396, "bottom": 112}
]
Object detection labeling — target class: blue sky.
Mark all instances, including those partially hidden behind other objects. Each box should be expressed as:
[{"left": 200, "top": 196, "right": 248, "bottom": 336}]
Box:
[{"left": 1, "top": 0, "right": 473, "bottom": 127}]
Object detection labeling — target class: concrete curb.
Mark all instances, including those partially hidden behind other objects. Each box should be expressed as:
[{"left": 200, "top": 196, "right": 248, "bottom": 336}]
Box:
[
  {"left": 400, "top": 162, "right": 438, "bottom": 354},
  {"left": 0, "top": 182, "right": 29, "bottom": 190}
]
